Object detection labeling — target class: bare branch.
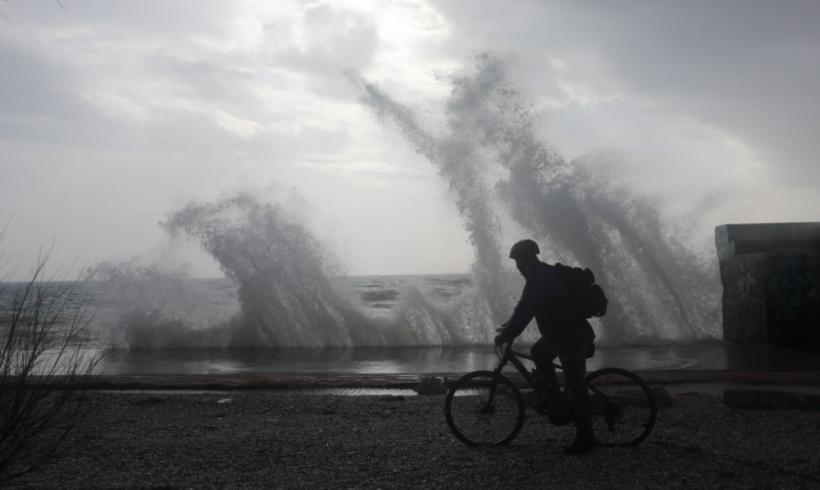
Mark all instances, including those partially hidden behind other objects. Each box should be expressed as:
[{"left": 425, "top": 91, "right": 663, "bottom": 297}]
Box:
[{"left": 0, "top": 231, "right": 98, "bottom": 481}]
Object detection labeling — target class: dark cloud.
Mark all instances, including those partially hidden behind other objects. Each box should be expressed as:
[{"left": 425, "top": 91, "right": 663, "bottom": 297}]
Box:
[
  {"left": 145, "top": 53, "right": 261, "bottom": 107},
  {"left": 0, "top": 37, "right": 90, "bottom": 131},
  {"left": 2, "top": 0, "right": 252, "bottom": 44},
  {"left": 3, "top": 1, "right": 817, "bottom": 277},
  {"left": 0, "top": 33, "right": 147, "bottom": 151},
  {"left": 433, "top": 0, "right": 820, "bottom": 183},
  {"left": 263, "top": 3, "right": 378, "bottom": 98}
]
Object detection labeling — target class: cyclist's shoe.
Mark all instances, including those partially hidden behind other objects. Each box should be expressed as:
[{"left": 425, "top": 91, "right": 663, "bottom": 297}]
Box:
[{"left": 563, "top": 437, "right": 597, "bottom": 455}]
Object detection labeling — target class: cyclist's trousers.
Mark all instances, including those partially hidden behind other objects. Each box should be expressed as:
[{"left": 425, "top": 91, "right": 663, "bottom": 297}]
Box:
[{"left": 531, "top": 337, "right": 594, "bottom": 441}]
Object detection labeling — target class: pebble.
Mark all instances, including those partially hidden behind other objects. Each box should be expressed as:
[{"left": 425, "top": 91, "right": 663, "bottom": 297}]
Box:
[{"left": 12, "top": 391, "right": 820, "bottom": 489}]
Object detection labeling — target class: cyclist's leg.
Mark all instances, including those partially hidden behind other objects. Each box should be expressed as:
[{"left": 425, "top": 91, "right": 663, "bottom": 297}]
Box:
[
  {"left": 531, "top": 337, "right": 572, "bottom": 424},
  {"left": 530, "top": 337, "right": 559, "bottom": 396},
  {"left": 562, "top": 356, "right": 594, "bottom": 446},
  {"left": 560, "top": 328, "right": 597, "bottom": 453}
]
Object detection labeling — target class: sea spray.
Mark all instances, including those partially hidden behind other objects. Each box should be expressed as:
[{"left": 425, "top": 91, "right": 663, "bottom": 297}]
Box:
[
  {"left": 91, "top": 192, "right": 497, "bottom": 347},
  {"left": 357, "top": 54, "right": 721, "bottom": 343},
  {"left": 88, "top": 260, "right": 233, "bottom": 348},
  {"left": 93, "top": 55, "right": 720, "bottom": 348},
  {"left": 160, "top": 192, "right": 384, "bottom": 347},
  {"left": 353, "top": 68, "right": 520, "bottom": 327}
]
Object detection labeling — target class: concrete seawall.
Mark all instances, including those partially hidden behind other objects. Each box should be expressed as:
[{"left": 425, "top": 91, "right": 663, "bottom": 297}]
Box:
[{"left": 716, "top": 222, "right": 820, "bottom": 345}]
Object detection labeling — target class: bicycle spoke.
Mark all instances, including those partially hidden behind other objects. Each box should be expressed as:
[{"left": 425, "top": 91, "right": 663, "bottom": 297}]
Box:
[
  {"left": 445, "top": 371, "right": 525, "bottom": 446},
  {"left": 585, "top": 368, "right": 657, "bottom": 447}
]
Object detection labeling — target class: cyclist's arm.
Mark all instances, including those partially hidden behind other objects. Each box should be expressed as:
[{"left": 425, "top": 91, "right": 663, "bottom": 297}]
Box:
[
  {"left": 497, "top": 281, "right": 538, "bottom": 342},
  {"left": 498, "top": 269, "right": 567, "bottom": 343}
]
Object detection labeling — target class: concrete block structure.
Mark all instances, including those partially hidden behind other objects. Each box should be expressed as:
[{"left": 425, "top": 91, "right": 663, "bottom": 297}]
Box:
[{"left": 716, "top": 222, "right": 820, "bottom": 345}]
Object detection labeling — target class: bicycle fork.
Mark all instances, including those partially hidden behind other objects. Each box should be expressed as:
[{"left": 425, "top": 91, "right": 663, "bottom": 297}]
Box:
[{"left": 481, "top": 356, "right": 510, "bottom": 413}]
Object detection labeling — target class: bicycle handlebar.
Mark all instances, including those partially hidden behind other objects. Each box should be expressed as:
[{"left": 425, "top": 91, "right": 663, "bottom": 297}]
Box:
[{"left": 494, "top": 341, "right": 511, "bottom": 360}]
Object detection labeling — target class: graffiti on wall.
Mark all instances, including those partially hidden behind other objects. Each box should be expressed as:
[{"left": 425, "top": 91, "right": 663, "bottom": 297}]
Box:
[{"left": 765, "top": 256, "right": 820, "bottom": 342}]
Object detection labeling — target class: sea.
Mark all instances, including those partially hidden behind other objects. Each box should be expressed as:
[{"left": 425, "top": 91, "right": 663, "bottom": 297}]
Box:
[{"left": 4, "top": 274, "right": 818, "bottom": 376}]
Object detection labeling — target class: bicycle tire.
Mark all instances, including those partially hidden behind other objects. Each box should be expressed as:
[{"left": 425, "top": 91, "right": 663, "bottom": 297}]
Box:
[
  {"left": 444, "top": 370, "right": 525, "bottom": 446},
  {"left": 585, "top": 367, "right": 657, "bottom": 447}
]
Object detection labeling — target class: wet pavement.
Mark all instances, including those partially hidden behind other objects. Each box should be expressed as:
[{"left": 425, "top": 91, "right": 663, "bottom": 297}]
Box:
[{"left": 95, "top": 341, "right": 820, "bottom": 376}]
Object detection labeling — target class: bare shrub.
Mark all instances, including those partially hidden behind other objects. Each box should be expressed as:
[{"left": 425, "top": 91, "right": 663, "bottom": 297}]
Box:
[{"left": 0, "top": 232, "right": 99, "bottom": 481}]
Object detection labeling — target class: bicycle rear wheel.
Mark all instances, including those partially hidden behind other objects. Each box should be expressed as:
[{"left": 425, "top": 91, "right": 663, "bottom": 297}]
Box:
[
  {"left": 585, "top": 367, "right": 657, "bottom": 447},
  {"left": 444, "top": 370, "right": 524, "bottom": 446}
]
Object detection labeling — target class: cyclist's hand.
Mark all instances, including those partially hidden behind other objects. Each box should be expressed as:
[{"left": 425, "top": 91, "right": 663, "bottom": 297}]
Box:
[{"left": 494, "top": 333, "right": 507, "bottom": 346}]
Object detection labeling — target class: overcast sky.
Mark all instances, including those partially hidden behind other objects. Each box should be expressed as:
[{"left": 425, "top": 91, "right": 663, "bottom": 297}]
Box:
[{"left": 2, "top": 1, "right": 819, "bottom": 279}]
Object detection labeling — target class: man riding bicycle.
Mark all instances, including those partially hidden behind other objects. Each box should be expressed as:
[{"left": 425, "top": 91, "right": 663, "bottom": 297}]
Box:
[{"left": 494, "top": 239, "right": 597, "bottom": 455}]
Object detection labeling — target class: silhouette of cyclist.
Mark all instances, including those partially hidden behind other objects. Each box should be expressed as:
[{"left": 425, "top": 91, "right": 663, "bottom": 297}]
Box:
[{"left": 494, "top": 239, "right": 597, "bottom": 454}]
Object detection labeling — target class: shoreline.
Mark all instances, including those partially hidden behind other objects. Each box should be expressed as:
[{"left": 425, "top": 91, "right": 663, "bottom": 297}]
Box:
[{"left": 25, "top": 369, "right": 820, "bottom": 391}]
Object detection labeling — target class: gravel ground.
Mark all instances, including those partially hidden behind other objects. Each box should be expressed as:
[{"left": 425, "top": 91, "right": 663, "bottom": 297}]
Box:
[{"left": 8, "top": 390, "right": 820, "bottom": 489}]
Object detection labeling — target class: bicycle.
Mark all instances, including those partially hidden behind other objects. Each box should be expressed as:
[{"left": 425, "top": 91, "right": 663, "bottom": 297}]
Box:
[{"left": 444, "top": 342, "right": 657, "bottom": 446}]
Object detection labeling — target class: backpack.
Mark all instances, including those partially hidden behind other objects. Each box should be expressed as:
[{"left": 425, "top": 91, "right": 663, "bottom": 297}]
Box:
[{"left": 553, "top": 263, "right": 608, "bottom": 318}]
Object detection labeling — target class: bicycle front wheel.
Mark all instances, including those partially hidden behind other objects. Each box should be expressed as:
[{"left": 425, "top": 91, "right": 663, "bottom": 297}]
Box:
[
  {"left": 586, "top": 367, "right": 657, "bottom": 447},
  {"left": 444, "top": 370, "right": 524, "bottom": 446}
]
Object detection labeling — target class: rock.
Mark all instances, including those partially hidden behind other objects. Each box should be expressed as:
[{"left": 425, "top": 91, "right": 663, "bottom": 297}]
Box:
[
  {"left": 414, "top": 376, "right": 447, "bottom": 395},
  {"left": 217, "top": 397, "right": 234, "bottom": 405},
  {"left": 723, "top": 388, "right": 820, "bottom": 410}
]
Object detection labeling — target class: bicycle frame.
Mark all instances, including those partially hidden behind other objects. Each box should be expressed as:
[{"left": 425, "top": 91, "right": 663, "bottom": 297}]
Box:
[{"left": 493, "top": 342, "right": 562, "bottom": 391}]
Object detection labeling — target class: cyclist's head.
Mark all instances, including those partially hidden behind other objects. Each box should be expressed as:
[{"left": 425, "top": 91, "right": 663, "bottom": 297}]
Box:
[
  {"left": 509, "top": 239, "right": 539, "bottom": 275},
  {"left": 509, "top": 239, "right": 539, "bottom": 260}
]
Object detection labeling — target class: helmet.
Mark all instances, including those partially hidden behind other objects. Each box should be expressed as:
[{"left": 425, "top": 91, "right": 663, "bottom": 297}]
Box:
[{"left": 508, "top": 239, "right": 539, "bottom": 260}]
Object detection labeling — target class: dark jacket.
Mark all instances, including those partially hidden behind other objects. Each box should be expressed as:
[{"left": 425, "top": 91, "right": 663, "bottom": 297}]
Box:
[{"left": 499, "top": 261, "right": 594, "bottom": 352}]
